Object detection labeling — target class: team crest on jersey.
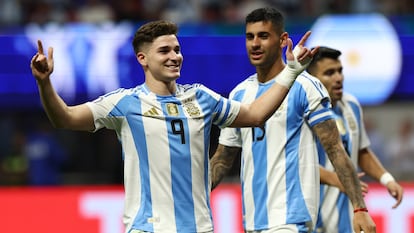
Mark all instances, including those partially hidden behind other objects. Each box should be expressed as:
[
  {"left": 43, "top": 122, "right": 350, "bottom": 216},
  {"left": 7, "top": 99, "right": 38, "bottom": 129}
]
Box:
[
  {"left": 166, "top": 103, "right": 179, "bottom": 116},
  {"left": 346, "top": 115, "right": 357, "bottom": 131},
  {"left": 335, "top": 118, "right": 347, "bottom": 135},
  {"left": 183, "top": 102, "right": 200, "bottom": 117}
]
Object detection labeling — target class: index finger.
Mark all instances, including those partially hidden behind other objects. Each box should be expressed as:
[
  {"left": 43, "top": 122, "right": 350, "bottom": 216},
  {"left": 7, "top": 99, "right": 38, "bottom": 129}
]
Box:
[
  {"left": 37, "top": 40, "right": 44, "bottom": 54},
  {"left": 297, "top": 31, "right": 311, "bottom": 46}
]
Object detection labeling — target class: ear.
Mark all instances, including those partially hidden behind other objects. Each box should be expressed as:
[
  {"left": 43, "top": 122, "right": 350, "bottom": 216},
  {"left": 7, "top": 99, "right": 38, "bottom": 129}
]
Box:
[
  {"left": 136, "top": 52, "right": 147, "bottom": 66},
  {"left": 280, "top": 32, "right": 289, "bottom": 48}
]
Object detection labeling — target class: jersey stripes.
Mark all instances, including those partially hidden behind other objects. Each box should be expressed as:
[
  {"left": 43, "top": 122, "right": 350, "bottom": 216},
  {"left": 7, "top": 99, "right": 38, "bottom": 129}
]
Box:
[
  {"left": 87, "top": 83, "right": 241, "bottom": 233},
  {"left": 219, "top": 72, "right": 333, "bottom": 231}
]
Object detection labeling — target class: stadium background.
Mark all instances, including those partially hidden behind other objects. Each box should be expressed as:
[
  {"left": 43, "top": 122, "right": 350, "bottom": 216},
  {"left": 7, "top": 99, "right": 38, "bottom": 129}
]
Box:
[{"left": 0, "top": 0, "right": 413, "bottom": 232}]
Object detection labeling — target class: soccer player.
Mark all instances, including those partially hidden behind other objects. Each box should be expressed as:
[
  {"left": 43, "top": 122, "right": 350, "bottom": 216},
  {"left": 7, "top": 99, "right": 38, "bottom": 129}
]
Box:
[
  {"left": 306, "top": 46, "right": 404, "bottom": 233},
  {"left": 30, "top": 20, "right": 315, "bottom": 233},
  {"left": 210, "top": 7, "right": 376, "bottom": 233}
]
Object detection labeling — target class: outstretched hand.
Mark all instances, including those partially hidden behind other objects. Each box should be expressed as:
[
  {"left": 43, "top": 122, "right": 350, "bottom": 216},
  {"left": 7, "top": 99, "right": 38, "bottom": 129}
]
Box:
[
  {"left": 285, "top": 31, "right": 318, "bottom": 75},
  {"left": 30, "top": 40, "right": 54, "bottom": 81}
]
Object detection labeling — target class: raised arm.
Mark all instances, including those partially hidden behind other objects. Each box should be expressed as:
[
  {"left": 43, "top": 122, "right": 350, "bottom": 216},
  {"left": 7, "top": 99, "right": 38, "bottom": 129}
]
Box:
[
  {"left": 231, "top": 31, "right": 319, "bottom": 127},
  {"left": 312, "top": 119, "right": 376, "bottom": 233},
  {"left": 30, "top": 40, "right": 95, "bottom": 131},
  {"left": 210, "top": 144, "right": 241, "bottom": 190}
]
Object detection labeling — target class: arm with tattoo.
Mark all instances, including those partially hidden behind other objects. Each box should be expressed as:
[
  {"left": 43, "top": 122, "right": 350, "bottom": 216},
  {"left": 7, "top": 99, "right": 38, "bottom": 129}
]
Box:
[
  {"left": 312, "top": 119, "right": 366, "bottom": 209},
  {"left": 210, "top": 144, "right": 241, "bottom": 190}
]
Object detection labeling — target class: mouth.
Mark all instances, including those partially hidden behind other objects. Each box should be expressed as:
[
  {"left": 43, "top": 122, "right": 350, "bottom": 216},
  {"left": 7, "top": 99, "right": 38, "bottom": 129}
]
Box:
[
  {"left": 250, "top": 51, "right": 263, "bottom": 60},
  {"left": 165, "top": 64, "right": 180, "bottom": 72},
  {"left": 332, "top": 86, "right": 343, "bottom": 94}
]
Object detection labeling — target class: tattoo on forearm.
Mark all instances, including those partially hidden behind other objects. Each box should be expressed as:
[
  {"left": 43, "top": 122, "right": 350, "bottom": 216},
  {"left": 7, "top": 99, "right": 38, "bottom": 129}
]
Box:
[
  {"left": 210, "top": 146, "right": 240, "bottom": 190},
  {"left": 313, "top": 119, "right": 366, "bottom": 208}
]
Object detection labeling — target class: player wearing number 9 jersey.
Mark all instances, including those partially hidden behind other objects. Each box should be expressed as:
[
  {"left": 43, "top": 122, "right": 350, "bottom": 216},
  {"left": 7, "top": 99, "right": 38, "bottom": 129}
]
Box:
[
  {"left": 87, "top": 83, "right": 240, "bottom": 232},
  {"left": 30, "top": 19, "right": 316, "bottom": 232}
]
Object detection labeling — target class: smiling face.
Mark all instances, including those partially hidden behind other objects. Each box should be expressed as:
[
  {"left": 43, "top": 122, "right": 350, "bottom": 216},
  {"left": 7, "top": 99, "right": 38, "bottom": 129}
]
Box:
[
  {"left": 137, "top": 34, "right": 183, "bottom": 83},
  {"left": 245, "top": 21, "right": 286, "bottom": 69},
  {"left": 313, "top": 57, "right": 344, "bottom": 105}
]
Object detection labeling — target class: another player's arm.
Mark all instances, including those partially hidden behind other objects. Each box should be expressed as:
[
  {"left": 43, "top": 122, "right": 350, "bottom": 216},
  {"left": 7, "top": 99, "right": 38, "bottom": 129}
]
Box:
[
  {"left": 312, "top": 119, "right": 366, "bottom": 208},
  {"left": 210, "top": 144, "right": 241, "bottom": 190},
  {"left": 320, "top": 166, "right": 368, "bottom": 194},
  {"left": 319, "top": 165, "right": 343, "bottom": 190},
  {"left": 358, "top": 148, "right": 403, "bottom": 208},
  {"left": 313, "top": 119, "right": 376, "bottom": 232},
  {"left": 30, "top": 40, "right": 95, "bottom": 131}
]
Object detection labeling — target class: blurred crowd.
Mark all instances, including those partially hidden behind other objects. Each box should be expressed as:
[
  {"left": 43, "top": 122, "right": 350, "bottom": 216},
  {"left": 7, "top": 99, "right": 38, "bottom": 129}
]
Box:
[
  {"left": 0, "top": 111, "right": 124, "bottom": 186},
  {"left": 1, "top": 0, "right": 414, "bottom": 27}
]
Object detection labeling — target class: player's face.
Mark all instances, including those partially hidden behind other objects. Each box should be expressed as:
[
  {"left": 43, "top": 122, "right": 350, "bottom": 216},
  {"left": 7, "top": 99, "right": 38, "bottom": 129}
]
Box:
[
  {"left": 245, "top": 21, "right": 286, "bottom": 68},
  {"left": 314, "top": 58, "right": 344, "bottom": 105},
  {"left": 140, "top": 34, "right": 183, "bottom": 82}
]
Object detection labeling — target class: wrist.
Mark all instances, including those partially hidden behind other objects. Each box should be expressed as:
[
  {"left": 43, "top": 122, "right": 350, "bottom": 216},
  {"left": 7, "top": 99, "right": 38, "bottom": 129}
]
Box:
[
  {"left": 276, "top": 65, "right": 297, "bottom": 89},
  {"left": 380, "top": 172, "right": 395, "bottom": 186},
  {"left": 353, "top": 207, "right": 368, "bottom": 213}
]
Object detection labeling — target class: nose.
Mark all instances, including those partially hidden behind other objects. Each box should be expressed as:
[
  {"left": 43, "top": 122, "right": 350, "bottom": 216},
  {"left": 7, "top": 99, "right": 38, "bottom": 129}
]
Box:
[
  {"left": 169, "top": 51, "right": 182, "bottom": 61},
  {"left": 334, "top": 71, "right": 344, "bottom": 83},
  {"left": 251, "top": 36, "right": 260, "bottom": 48}
]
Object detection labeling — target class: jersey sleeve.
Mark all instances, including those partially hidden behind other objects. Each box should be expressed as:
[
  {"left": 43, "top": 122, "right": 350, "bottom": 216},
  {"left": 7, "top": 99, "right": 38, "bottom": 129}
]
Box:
[
  {"left": 299, "top": 73, "right": 333, "bottom": 127},
  {"left": 216, "top": 84, "right": 243, "bottom": 148},
  {"left": 218, "top": 127, "right": 242, "bottom": 147},
  {"left": 86, "top": 88, "right": 127, "bottom": 132},
  {"left": 197, "top": 84, "right": 241, "bottom": 128}
]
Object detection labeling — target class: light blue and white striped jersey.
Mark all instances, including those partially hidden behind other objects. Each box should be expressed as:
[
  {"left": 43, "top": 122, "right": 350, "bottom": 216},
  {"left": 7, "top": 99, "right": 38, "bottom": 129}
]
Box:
[
  {"left": 314, "top": 92, "right": 370, "bottom": 233},
  {"left": 219, "top": 72, "right": 333, "bottom": 232},
  {"left": 86, "top": 83, "right": 241, "bottom": 233}
]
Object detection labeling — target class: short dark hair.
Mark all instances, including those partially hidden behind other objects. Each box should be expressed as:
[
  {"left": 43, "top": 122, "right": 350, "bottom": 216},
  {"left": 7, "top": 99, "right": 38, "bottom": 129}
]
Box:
[
  {"left": 307, "top": 46, "right": 342, "bottom": 74},
  {"left": 132, "top": 20, "right": 178, "bottom": 54},
  {"left": 245, "top": 7, "right": 285, "bottom": 35}
]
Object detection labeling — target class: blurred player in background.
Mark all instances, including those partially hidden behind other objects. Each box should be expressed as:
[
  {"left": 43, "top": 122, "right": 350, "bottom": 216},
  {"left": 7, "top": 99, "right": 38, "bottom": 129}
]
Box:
[{"left": 306, "top": 46, "right": 404, "bottom": 233}]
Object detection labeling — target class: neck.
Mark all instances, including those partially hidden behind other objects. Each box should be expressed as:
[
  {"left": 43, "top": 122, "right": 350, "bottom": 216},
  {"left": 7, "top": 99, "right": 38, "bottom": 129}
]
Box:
[
  {"left": 145, "top": 77, "right": 177, "bottom": 96},
  {"left": 256, "top": 60, "right": 285, "bottom": 83}
]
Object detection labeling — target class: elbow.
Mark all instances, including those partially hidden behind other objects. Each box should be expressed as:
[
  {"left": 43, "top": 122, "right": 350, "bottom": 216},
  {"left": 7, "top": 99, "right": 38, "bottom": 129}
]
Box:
[
  {"left": 50, "top": 120, "right": 66, "bottom": 130},
  {"left": 249, "top": 117, "right": 267, "bottom": 127}
]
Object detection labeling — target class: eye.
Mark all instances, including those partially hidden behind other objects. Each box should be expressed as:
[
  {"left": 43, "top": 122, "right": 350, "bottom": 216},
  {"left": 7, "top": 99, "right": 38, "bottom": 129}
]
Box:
[
  {"left": 159, "top": 48, "right": 169, "bottom": 54},
  {"left": 258, "top": 32, "right": 269, "bottom": 39},
  {"left": 325, "top": 70, "right": 335, "bottom": 76}
]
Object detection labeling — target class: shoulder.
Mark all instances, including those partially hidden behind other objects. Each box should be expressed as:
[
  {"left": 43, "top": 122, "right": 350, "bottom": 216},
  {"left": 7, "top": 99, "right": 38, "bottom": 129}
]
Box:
[
  {"left": 295, "top": 72, "right": 325, "bottom": 89},
  {"left": 342, "top": 92, "right": 360, "bottom": 105},
  {"left": 228, "top": 74, "right": 257, "bottom": 96},
  {"left": 91, "top": 85, "right": 143, "bottom": 104},
  {"left": 234, "top": 74, "right": 257, "bottom": 89},
  {"left": 341, "top": 92, "right": 363, "bottom": 113},
  {"left": 292, "top": 72, "right": 329, "bottom": 99},
  {"left": 177, "top": 83, "right": 211, "bottom": 94},
  {"left": 177, "top": 83, "right": 222, "bottom": 99}
]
